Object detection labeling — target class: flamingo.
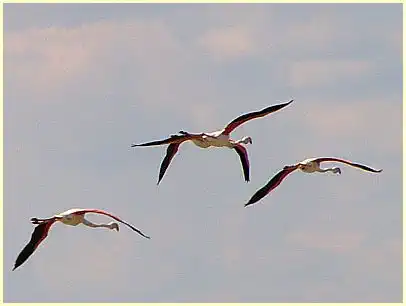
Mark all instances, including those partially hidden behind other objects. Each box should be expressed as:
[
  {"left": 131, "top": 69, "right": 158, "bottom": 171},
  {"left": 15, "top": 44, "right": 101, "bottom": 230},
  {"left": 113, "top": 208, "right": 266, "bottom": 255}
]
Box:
[
  {"left": 245, "top": 157, "right": 382, "bottom": 207},
  {"left": 13, "top": 208, "right": 150, "bottom": 271},
  {"left": 131, "top": 100, "right": 293, "bottom": 184}
]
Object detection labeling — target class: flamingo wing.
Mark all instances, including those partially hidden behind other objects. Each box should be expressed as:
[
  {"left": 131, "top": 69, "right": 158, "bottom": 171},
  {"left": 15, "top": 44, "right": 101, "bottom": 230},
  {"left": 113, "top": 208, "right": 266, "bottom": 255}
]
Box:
[
  {"left": 157, "top": 143, "right": 183, "bottom": 185},
  {"left": 233, "top": 144, "right": 250, "bottom": 182},
  {"left": 245, "top": 165, "right": 298, "bottom": 207},
  {"left": 222, "top": 100, "right": 293, "bottom": 135},
  {"left": 13, "top": 220, "right": 56, "bottom": 271},
  {"left": 78, "top": 209, "right": 150, "bottom": 239},
  {"left": 313, "top": 157, "right": 382, "bottom": 173},
  {"left": 131, "top": 134, "right": 189, "bottom": 147}
]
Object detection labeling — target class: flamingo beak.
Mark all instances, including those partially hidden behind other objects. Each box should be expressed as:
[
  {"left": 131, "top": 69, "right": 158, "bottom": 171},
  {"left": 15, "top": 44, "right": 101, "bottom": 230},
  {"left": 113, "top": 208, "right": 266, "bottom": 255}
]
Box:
[{"left": 30, "top": 218, "right": 40, "bottom": 224}]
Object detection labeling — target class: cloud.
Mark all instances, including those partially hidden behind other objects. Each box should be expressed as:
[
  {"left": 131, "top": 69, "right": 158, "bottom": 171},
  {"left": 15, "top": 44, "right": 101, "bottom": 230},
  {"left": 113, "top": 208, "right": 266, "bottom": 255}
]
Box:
[
  {"left": 299, "top": 97, "right": 401, "bottom": 155},
  {"left": 6, "top": 25, "right": 95, "bottom": 98},
  {"left": 5, "top": 20, "right": 184, "bottom": 103},
  {"left": 197, "top": 25, "right": 256, "bottom": 61},
  {"left": 287, "top": 230, "right": 364, "bottom": 254},
  {"left": 289, "top": 59, "right": 374, "bottom": 88},
  {"left": 281, "top": 11, "right": 340, "bottom": 52},
  {"left": 5, "top": 19, "right": 222, "bottom": 134}
]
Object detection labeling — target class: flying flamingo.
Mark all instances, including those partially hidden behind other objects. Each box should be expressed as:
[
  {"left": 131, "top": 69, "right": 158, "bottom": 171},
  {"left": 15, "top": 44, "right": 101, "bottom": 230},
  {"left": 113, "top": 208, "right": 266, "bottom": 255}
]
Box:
[
  {"left": 13, "top": 208, "right": 150, "bottom": 271},
  {"left": 245, "top": 157, "right": 382, "bottom": 207},
  {"left": 131, "top": 100, "right": 293, "bottom": 184}
]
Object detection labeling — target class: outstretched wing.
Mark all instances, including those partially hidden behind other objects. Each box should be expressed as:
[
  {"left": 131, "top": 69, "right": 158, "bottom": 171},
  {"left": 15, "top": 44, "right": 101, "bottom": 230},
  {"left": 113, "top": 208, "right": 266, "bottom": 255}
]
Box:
[
  {"left": 222, "top": 100, "right": 293, "bottom": 135},
  {"left": 131, "top": 134, "right": 189, "bottom": 147},
  {"left": 13, "top": 220, "right": 56, "bottom": 271},
  {"left": 245, "top": 165, "right": 298, "bottom": 207},
  {"left": 79, "top": 209, "right": 151, "bottom": 239},
  {"left": 158, "top": 143, "right": 182, "bottom": 185},
  {"left": 233, "top": 144, "right": 250, "bottom": 182},
  {"left": 313, "top": 157, "right": 383, "bottom": 173}
]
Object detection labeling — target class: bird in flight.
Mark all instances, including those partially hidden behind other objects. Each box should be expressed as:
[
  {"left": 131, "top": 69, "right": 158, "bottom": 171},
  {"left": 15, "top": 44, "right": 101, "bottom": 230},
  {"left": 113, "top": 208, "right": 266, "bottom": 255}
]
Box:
[
  {"left": 245, "top": 157, "right": 382, "bottom": 207},
  {"left": 13, "top": 208, "right": 150, "bottom": 271},
  {"left": 131, "top": 100, "right": 293, "bottom": 185}
]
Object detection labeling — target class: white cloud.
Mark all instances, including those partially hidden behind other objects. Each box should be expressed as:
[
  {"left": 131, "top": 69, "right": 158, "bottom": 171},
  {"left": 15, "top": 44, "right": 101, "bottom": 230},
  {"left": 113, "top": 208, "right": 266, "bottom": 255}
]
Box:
[
  {"left": 289, "top": 59, "right": 374, "bottom": 88},
  {"left": 299, "top": 97, "right": 401, "bottom": 154},
  {"left": 5, "top": 20, "right": 221, "bottom": 132},
  {"left": 287, "top": 230, "right": 364, "bottom": 253},
  {"left": 5, "top": 20, "right": 184, "bottom": 102},
  {"left": 197, "top": 25, "right": 256, "bottom": 61}
]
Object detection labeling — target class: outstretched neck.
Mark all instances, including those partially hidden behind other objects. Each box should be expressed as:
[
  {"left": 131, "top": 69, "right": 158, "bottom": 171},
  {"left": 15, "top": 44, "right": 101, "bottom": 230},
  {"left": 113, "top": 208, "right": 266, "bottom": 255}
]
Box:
[
  {"left": 318, "top": 167, "right": 340, "bottom": 174},
  {"left": 82, "top": 218, "right": 111, "bottom": 229}
]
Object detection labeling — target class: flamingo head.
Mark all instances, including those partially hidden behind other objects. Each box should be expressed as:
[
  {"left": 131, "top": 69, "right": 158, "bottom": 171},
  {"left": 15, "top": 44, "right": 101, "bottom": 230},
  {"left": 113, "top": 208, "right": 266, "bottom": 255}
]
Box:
[
  {"left": 30, "top": 218, "right": 40, "bottom": 224},
  {"left": 333, "top": 167, "right": 341, "bottom": 174},
  {"left": 241, "top": 136, "right": 253, "bottom": 144},
  {"left": 109, "top": 222, "right": 119, "bottom": 231}
]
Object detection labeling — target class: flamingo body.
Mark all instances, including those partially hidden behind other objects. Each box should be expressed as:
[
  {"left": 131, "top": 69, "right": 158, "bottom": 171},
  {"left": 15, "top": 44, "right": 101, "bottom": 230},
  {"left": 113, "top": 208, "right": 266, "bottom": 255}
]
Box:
[
  {"left": 191, "top": 132, "right": 232, "bottom": 148},
  {"left": 55, "top": 208, "right": 87, "bottom": 225},
  {"left": 297, "top": 158, "right": 327, "bottom": 173}
]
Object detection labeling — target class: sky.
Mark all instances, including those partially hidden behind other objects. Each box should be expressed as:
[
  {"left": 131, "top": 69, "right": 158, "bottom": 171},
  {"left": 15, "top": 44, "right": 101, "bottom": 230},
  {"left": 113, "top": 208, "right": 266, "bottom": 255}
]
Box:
[{"left": 3, "top": 3, "right": 402, "bottom": 303}]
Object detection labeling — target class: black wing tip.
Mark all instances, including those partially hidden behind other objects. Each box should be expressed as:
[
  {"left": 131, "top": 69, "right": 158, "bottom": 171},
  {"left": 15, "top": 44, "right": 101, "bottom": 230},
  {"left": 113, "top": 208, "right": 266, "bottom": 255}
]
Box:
[
  {"left": 13, "top": 261, "right": 22, "bottom": 271},
  {"left": 244, "top": 196, "right": 258, "bottom": 207},
  {"left": 266, "top": 99, "right": 294, "bottom": 111},
  {"left": 131, "top": 144, "right": 138, "bottom": 147},
  {"left": 279, "top": 99, "right": 294, "bottom": 107},
  {"left": 157, "top": 176, "right": 163, "bottom": 185},
  {"left": 137, "top": 231, "right": 151, "bottom": 239}
]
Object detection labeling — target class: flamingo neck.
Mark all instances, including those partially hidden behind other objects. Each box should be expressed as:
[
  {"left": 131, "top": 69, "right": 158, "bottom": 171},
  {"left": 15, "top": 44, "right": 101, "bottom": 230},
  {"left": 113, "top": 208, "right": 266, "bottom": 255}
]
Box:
[
  {"left": 82, "top": 218, "right": 113, "bottom": 229},
  {"left": 317, "top": 167, "right": 336, "bottom": 173}
]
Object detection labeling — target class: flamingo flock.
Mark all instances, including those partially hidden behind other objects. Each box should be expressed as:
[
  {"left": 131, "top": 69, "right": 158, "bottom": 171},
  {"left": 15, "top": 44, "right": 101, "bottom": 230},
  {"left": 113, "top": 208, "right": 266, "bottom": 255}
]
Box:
[{"left": 13, "top": 100, "right": 382, "bottom": 271}]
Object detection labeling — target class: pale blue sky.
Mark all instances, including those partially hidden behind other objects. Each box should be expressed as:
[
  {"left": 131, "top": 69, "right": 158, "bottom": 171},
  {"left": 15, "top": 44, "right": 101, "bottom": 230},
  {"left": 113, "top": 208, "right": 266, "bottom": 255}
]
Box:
[{"left": 4, "top": 3, "right": 402, "bottom": 302}]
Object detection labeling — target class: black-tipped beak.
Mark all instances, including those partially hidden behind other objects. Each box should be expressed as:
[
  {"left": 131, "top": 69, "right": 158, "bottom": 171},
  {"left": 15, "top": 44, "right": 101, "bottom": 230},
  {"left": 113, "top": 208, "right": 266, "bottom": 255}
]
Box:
[{"left": 30, "top": 218, "right": 39, "bottom": 224}]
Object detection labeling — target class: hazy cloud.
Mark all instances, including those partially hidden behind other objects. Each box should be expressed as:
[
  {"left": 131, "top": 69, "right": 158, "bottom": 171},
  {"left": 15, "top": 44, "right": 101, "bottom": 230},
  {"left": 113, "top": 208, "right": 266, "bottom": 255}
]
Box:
[
  {"left": 289, "top": 59, "right": 374, "bottom": 88},
  {"left": 197, "top": 26, "right": 257, "bottom": 61}
]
